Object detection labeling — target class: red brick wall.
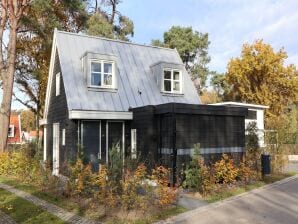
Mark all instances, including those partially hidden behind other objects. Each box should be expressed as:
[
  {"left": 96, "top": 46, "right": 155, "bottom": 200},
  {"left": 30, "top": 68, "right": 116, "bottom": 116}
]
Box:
[{"left": 7, "top": 114, "right": 22, "bottom": 144}]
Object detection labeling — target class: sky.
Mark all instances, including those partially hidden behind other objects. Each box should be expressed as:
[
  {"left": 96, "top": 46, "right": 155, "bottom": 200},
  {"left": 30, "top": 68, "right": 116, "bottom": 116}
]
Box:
[
  {"left": 118, "top": 0, "right": 298, "bottom": 73},
  {"left": 6, "top": 0, "right": 298, "bottom": 109}
]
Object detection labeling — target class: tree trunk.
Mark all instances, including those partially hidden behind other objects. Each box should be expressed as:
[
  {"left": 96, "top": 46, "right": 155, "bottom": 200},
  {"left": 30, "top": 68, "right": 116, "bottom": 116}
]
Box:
[{"left": 0, "top": 22, "right": 18, "bottom": 151}]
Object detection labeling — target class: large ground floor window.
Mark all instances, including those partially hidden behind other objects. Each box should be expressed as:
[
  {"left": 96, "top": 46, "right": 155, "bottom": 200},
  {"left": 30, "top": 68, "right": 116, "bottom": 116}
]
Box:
[{"left": 80, "top": 120, "right": 125, "bottom": 171}]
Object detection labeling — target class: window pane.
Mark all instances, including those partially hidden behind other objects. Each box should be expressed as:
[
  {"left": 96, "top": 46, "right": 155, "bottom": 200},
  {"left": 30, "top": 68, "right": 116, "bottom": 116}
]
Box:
[
  {"left": 104, "top": 63, "right": 112, "bottom": 73},
  {"left": 246, "top": 110, "right": 257, "bottom": 120},
  {"left": 91, "top": 73, "right": 101, "bottom": 86},
  {"left": 91, "top": 62, "right": 101, "bottom": 72},
  {"left": 173, "top": 81, "right": 180, "bottom": 91},
  {"left": 164, "top": 70, "right": 171, "bottom": 79},
  {"left": 173, "top": 71, "right": 180, "bottom": 80},
  {"left": 104, "top": 73, "right": 113, "bottom": 85},
  {"left": 164, "top": 80, "right": 171, "bottom": 91}
]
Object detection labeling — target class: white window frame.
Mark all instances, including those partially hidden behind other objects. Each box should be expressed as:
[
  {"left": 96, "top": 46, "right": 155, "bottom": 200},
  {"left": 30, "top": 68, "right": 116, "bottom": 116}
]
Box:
[
  {"left": 62, "top": 128, "right": 65, "bottom": 146},
  {"left": 90, "top": 60, "right": 115, "bottom": 89},
  {"left": 52, "top": 123, "right": 60, "bottom": 176},
  {"left": 55, "top": 72, "right": 60, "bottom": 96},
  {"left": 162, "top": 68, "right": 182, "bottom": 94},
  {"left": 131, "top": 129, "right": 137, "bottom": 159},
  {"left": 8, "top": 125, "right": 14, "bottom": 138}
]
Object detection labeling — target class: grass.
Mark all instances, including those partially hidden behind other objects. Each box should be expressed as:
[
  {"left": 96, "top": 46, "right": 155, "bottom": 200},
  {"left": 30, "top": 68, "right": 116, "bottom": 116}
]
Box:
[
  {"left": 0, "top": 188, "right": 65, "bottom": 224},
  {"left": 205, "top": 172, "right": 297, "bottom": 203},
  {"left": 0, "top": 176, "right": 186, "bottom": 223},
  {"left": 104, "top": 206, "right": 187, "bottom": 224},
  {"left": 0, "top": 177, "right": 81, "bottom": 214}
]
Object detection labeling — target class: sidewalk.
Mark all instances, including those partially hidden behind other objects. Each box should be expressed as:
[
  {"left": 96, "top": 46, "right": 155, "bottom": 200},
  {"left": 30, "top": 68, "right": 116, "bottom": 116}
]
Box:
[
  {"left": 0, "top": 183, "right": 100, "bottom": 224},
  {"left": 156, "top": 175, "right": 298, "bottom": 224}
]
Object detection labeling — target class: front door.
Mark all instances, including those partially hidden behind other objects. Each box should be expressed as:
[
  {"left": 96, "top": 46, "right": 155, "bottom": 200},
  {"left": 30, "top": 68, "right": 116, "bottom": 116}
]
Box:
[{"left": 53, "top": 123, "right": 60, "bottom": 175}]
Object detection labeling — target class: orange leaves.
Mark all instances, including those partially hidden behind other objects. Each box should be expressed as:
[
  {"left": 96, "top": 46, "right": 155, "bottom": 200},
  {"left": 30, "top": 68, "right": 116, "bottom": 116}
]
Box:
[
  {"left": 150, "top": 166, "right": 177, "bottom": 208},
  {"left": 226, "top": 39, "right": 298, "bottom": 119},
  {"left": 213, "top": 154, "right": 239, "bottom": 184}
]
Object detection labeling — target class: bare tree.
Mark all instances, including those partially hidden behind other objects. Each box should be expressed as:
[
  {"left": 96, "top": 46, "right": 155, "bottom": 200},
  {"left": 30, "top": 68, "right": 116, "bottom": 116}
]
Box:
[{"left": 0, "top": 0, "right": 31, "bottom": 151}]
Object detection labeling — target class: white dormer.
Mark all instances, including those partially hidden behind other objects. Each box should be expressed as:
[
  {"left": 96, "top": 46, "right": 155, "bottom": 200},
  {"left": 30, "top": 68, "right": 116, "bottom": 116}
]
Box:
[
  {"left": 151, "top": 62, "right": 184, "bottom": 95},
  {"left": 81, "top": 52, "right": 118, "bottom": 90}
]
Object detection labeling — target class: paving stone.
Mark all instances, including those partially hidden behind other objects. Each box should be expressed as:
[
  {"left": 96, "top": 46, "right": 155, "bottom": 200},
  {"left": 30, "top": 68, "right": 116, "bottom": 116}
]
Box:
[
  {"left": 0, "top": 183, "right": 100, "bottom": 224},
  {"left": 0, "top": 210, "right": 16, "bottom": 224}
]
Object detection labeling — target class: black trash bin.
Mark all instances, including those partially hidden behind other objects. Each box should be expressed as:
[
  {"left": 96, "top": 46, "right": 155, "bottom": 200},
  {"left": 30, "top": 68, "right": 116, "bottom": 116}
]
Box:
[{"left": 261, "top": 154, "right": 271, "bottom": 175}]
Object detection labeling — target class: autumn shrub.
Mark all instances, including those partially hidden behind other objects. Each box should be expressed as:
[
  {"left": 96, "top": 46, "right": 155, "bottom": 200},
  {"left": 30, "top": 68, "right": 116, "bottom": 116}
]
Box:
[
  {"left": 213, "top": 154, "right": 239, "bottom": 184},
  {"left": 68, "top": 158, "right": 94, "bottom": 196},
  {"left": 121, "top": 164, "right": 151, "bottom": 212},
  {"left": 0, "top": 152, "right": 10, "bottom": 176},
  {"left": 0, "top": 145, "right": 44, "bottom": 184},
  {"left": 237, "top": 162, "right": 256, "bottom": 183},
  {"left": 200, "top": 161, "right": 216, "bottom": 195},
  {"left": 151, "top": 166, "right": 177, "bottom": 208}
]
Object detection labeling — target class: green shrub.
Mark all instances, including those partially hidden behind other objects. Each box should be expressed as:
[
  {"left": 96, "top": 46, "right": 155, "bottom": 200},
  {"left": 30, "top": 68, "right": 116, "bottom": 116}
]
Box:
[{"left": 182, "top": 144, "right": 205, "bottom": 191}]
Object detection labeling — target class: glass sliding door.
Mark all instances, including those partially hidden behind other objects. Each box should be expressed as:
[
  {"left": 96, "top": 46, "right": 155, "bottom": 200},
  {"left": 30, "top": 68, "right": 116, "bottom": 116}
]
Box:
[
  {"left": 81, "top": 120, "right": 125, "bottom": 171},
  {"left": 81, "top": 121, "right": 100, "bottom": 171},
  {"left": 107, "top": 121, "right": 124, "bottom": 164}
]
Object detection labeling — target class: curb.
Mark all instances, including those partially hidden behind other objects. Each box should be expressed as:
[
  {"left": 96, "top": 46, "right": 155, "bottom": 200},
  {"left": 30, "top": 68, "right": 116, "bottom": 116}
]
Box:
[{"left": 155, "top": 175, "right": 298, "bottom": 224}]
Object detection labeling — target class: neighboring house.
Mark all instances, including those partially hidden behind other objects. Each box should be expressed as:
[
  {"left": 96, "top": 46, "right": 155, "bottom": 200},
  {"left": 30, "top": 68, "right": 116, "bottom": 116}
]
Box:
[
  {"left": 42, "top": 30, "right": 248, "bottom": 181},
  {"left": 8, "top": 113, "right": 22, "bottom": 144},
  {"left": 211, "top": 102, "right": 269, "bottom": 147},
  {"left": 28, "top": 130, "right": 43, "bottom": 142}
]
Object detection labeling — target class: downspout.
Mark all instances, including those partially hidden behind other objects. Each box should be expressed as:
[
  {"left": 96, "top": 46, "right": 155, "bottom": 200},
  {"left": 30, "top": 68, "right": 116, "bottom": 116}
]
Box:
[{"left": 172, "top": 108, "right": 177, "bottom": 186}]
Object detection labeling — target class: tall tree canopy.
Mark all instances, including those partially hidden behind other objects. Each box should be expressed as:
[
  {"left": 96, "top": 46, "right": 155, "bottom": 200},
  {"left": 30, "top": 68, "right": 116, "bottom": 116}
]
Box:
[
  {"left": 15, "top": 0, "right": 88, "bottom": 117},
  {"left": 225, "top": 40, "right": 298, "bottom": 118},
  {"left": 151, "top": 26, "right": 211, "bottom": 90},
  {"left": 11, "top": 0, "right": 133, "bottom": 146},
  {"left": 86, "top": 0, "right": 134, "bottom": 40},
  {"left": 210, "top": 73, "right": 230, "bottom": 100}
]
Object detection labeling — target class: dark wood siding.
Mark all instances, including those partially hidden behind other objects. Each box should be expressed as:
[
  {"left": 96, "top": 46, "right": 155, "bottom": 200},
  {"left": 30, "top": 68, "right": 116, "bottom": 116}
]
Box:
[
  {"left": 131, "top": 106, "right": 158, "bottom": 168},
  {"left": 46, "top": 52, "right": 78, "bottom": 175},
  {"left": 132, "top": 103, "right": 247, "bottom": 182}
]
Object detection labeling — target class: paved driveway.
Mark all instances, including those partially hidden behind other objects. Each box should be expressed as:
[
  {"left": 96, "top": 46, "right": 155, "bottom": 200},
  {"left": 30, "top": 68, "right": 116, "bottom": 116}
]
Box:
[{"left": 162, "top": 175, "right": 298, "bottom": 224}]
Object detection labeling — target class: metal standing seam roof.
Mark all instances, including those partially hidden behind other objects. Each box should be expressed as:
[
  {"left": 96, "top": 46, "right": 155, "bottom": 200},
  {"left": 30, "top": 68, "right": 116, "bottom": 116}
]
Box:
[{"left": 55, "top": 30, "right": 201, "bottom": 112}]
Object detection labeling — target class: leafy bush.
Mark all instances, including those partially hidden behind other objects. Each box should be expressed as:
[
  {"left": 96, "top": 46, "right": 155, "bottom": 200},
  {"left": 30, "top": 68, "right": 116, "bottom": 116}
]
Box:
[
  {"left": 182, "top": 144, "right": 203, "bottom": 191},
  {"left": 213, "top": 154, "right": 239, "bottom": 184},
  {"left": 150, "top": 166, "right": 177, "bottom": 208}
]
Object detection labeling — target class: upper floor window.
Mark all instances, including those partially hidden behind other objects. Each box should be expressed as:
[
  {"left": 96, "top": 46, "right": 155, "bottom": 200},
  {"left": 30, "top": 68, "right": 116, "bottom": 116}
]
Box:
[
  {"left": 163, "top": 69, "right": 182, "bottom": 94},
  {"left": 55, "top": 73, "right": 60, "bottom": 96},
  {"left": 91, "top": 60, "right": 114, "bottom": 88},
  {"left": 8, "top": 125, "right": 14, "bottom": 138},
  {"left": 246, "top": 110, "right": 257, "bottom": 120}
]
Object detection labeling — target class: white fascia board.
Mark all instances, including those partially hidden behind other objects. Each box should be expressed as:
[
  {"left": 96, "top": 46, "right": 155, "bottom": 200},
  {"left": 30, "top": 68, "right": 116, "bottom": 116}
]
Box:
[
  {"left": 69, "top": 110, "right": 133, "bottom": 120},
  {"left": 39, "top": 119, "right": 48, "bottom": 126},
  {"left": 44, "top": 28, "right": 58, "bottom": 120},
  {"left": 210, "top": 101, "right": 269, "bottom": 109}
]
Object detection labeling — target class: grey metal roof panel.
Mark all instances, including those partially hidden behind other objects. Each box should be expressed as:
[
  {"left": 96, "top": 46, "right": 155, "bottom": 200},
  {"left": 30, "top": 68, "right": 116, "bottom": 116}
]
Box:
[{"left": 55, "top": 31, "right": 200, "bottom": 112}]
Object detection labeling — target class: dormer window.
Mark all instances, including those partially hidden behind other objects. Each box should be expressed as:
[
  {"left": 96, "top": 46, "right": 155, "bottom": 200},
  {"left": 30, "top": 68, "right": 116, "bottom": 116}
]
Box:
[
  {"left": 163, "top": 69, "right": 182, "bottom": 94},
  {"left": 90, "top": 60, "right": 114, "bottom": 88}
]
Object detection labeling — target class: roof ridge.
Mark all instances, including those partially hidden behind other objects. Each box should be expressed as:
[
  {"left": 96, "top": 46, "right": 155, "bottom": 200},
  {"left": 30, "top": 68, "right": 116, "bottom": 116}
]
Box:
[{"left": 57, "top": 30, "right": 176, "bottom": 51}]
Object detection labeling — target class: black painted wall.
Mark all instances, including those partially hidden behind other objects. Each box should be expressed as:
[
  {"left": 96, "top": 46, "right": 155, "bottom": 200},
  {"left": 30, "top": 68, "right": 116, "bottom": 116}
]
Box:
[
  {"left": 46, "top": 52, "right": 78, "bottom": 175},
  {"left": 131, "top": 106, "right": 159, "bottom": 168},
  {"left": 132, "top": 103, "right": 247, "bottom": 178}
]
